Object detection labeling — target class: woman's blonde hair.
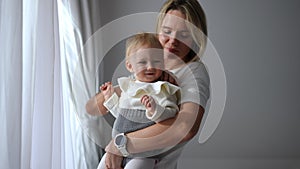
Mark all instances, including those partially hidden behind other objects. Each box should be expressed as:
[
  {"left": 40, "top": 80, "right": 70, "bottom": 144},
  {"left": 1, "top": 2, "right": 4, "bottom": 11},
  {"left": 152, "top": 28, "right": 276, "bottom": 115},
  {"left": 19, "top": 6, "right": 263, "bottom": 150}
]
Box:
[
  {"left": 156, "top": 0, "right": 207, "bottom": 62},
  {"left": 125, "top": 33, "right": 163, "bottom": 60}
]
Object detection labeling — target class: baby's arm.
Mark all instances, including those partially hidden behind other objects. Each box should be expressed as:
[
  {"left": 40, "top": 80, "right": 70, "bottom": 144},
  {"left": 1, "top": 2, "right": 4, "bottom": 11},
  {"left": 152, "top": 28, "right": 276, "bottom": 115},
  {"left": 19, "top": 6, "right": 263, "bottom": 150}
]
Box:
[
  {"left": 85, "top": 85, "right": 122, "bottom": 116},
  {"left": 100, "top": 82, "right": 122, "bottom": 118},
  {"left": 141, "top": 94, "right": 178, "bottom": 122}
]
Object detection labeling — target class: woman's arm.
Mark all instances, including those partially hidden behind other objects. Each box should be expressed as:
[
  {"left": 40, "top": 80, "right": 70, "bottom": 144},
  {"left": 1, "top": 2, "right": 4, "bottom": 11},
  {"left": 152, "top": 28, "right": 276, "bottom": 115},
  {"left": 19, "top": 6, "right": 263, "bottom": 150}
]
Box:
[
  {"left": 128, "top": 102, "right": 204, "bottom": 153},
  {"left": 105, "top": 102, "right": 204, "bottom": 155},
  {"left": 85, "top": 86, "right": 121, "bottom": 116}
]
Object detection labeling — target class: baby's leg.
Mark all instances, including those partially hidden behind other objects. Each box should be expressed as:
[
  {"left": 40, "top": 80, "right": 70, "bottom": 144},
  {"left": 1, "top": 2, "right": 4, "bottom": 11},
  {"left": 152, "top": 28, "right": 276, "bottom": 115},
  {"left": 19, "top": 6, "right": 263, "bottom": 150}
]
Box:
[
  {"left": 97, "top": 153, "right": 107, "bottom": 169},
  {"left": 125, "top": 158, "right": 156, "bottom": 169}
]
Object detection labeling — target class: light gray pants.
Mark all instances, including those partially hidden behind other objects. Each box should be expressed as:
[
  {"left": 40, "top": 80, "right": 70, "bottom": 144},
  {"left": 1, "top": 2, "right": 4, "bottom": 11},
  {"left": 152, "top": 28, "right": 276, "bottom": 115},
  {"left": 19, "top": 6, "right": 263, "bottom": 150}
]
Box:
[{"left": 97, "top": 153, "right": 157, "bottom": 169}]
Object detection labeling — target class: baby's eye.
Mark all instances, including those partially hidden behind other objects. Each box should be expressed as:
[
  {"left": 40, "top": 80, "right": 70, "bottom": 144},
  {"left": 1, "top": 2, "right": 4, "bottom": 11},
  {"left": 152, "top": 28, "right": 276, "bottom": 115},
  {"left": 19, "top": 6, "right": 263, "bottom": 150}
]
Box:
[{"left": 138, "top": 61, "right": 146, "bottom": 64}]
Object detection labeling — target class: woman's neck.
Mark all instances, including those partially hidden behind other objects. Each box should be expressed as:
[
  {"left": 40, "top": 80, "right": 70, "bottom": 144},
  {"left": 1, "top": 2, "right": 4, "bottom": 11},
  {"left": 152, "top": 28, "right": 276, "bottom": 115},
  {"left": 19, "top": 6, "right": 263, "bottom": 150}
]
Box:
[{"left": 164, "top": 58, "right": 186, "bottom": 70}]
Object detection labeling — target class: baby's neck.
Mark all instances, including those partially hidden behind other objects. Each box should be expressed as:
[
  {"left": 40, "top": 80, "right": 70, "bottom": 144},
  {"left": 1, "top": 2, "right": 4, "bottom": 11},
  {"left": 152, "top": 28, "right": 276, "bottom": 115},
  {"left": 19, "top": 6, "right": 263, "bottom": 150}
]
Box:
[{"left": 135, "top": 79, "right": 159, "bottom": 83}]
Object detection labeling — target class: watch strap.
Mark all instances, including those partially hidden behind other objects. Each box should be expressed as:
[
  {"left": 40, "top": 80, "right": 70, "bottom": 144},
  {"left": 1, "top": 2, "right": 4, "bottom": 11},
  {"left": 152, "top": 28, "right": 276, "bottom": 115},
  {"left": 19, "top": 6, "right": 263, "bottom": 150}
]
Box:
[{"left": 118, "top": 145, "right": 129, "bottom": 157}]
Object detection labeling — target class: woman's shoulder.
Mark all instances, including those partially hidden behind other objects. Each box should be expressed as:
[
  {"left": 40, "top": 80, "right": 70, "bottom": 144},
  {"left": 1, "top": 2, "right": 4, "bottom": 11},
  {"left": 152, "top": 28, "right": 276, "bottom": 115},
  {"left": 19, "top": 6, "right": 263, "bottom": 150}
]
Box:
[
  {"left": 180, "top": 60, "right": 209, "bottom": 79},
  {"left": 177, "top": 61, "right": 210, "bottom": 107},
  {"left": 188, "top": 60, "right": 207, "bottom": 71}
]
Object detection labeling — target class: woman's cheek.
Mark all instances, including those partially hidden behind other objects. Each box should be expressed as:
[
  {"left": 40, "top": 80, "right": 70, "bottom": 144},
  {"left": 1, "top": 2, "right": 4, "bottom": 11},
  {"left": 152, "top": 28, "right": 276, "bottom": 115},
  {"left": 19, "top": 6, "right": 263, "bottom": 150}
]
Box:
[{"left": 158, "top": 34, "right": 168, "bottom": 46}]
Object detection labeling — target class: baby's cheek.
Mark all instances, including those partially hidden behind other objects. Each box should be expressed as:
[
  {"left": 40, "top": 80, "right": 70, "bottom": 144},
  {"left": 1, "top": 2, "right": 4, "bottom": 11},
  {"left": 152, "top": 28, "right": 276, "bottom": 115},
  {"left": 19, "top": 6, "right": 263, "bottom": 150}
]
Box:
[{"left": 134, "top": 65, "right": 143, "bottom": 72}]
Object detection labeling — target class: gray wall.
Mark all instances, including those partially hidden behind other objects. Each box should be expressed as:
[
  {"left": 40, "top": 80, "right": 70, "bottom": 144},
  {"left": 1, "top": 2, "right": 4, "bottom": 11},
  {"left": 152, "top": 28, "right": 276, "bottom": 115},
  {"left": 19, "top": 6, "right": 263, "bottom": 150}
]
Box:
[{"left": 97, "top": 0, "right": 300, "bottom": 168}]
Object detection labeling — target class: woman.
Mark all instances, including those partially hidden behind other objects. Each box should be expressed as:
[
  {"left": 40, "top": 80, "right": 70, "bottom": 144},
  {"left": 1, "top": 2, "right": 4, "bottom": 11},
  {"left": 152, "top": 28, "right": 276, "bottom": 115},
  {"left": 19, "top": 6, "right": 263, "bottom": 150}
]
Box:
[{"left": 87, "top": 0, "right": 210, "bottom": 168}]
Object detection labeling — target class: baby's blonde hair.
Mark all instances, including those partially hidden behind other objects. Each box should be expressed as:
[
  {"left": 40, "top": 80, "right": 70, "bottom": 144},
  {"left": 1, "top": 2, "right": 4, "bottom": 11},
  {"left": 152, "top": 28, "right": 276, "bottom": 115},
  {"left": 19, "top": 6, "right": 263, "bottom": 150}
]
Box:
[{"left": 126, "top": 33, "right": 163, "bottom": 60}]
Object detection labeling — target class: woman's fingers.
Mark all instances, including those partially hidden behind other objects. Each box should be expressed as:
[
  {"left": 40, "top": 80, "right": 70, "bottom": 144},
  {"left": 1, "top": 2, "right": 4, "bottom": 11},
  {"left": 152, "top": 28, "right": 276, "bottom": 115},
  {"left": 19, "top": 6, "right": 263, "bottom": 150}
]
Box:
[
  {"left": 105, "top": 152, "right": 123, "bottom": 169},
  {"left": 160, "top": 70, "right": 178, "bottom": 86}
]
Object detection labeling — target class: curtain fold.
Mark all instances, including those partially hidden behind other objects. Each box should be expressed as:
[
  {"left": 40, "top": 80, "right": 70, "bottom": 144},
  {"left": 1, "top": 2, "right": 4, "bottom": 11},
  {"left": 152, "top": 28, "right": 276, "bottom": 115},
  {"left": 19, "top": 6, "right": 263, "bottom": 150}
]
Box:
[
  {"left": 0, "top": 0, "right": 22, "bottom": 168},
  {"left": 20, "top": 0, "right": 36, "bottom": 167},
  {"left": 57, "top": 0, "right": 107, "bottom": 168}
]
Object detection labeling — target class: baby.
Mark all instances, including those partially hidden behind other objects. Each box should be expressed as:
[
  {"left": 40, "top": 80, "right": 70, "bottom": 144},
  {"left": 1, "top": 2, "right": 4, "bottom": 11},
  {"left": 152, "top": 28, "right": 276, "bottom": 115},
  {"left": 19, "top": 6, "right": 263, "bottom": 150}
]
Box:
[{"left": 98, "top": 33, "right": 180, "bottom": 169}]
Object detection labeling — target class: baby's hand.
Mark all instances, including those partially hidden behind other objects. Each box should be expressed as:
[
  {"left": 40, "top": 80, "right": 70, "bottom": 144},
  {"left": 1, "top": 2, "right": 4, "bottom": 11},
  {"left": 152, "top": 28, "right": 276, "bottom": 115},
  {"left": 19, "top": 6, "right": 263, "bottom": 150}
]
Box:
[
  {"left": 141, "top": 95, "right": 156, "bottom": 115},
  {"left": 100, "top": 82, "right": 114, "bottom": 100}
]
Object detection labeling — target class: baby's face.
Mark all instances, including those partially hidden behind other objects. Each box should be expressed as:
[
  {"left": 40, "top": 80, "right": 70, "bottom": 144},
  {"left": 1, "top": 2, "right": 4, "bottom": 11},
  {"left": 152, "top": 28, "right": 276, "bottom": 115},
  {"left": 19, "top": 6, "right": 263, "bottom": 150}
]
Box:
[{"left": 127, "top": 47, "right": 164, "bottom": 83}]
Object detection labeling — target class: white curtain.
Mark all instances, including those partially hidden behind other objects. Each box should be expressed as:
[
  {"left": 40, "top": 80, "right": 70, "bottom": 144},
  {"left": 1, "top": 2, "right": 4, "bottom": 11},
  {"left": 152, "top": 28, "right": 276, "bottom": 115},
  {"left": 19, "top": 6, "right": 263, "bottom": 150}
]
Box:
[
  {"left": 0, "top": 0, "right": 104, "bottom": 168},
  {"left": 0, "top": 0, "right": 67, "bottom": 168}
]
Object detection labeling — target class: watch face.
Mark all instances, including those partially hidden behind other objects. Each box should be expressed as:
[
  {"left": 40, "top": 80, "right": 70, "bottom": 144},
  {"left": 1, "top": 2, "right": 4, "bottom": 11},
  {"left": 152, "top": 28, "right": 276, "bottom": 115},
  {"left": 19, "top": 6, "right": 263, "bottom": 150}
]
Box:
[{"left": 115, "top": 134, "right": 126, "bottom": 146}]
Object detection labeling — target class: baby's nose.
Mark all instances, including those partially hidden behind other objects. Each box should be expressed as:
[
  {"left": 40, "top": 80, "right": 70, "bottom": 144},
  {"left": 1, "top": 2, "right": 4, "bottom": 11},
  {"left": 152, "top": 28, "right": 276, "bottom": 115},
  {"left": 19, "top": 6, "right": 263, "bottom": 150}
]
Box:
[{"left": 147, "top": 62, "right": 154, "bottom": 69}]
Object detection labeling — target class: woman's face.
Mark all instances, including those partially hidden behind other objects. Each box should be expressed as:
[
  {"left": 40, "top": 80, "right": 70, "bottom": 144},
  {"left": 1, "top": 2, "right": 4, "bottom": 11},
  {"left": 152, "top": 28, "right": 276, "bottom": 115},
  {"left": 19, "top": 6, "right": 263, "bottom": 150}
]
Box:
[{"left": 158, "top": 10, "right": 194, "bottom": 63}]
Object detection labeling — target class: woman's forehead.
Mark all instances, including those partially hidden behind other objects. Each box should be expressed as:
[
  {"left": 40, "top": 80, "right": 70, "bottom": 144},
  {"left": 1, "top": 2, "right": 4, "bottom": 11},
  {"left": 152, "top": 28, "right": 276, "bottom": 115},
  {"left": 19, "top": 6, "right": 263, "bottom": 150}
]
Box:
[{"left": 162, "top": 11, "right": 188, "bottom": 31}]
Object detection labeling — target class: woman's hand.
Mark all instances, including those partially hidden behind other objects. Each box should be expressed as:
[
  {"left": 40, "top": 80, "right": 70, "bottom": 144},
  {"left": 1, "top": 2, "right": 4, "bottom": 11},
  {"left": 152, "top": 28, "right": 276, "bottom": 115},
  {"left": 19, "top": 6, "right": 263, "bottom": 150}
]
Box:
[
  {"left": 159, "top": 70, "right": 178, "bottom": 86},
  {"left": 104, "top": 140, "right": 123, "bottom": 169},
  {"left": 104, "top": 152, "right": 123, "bottom": 169}
]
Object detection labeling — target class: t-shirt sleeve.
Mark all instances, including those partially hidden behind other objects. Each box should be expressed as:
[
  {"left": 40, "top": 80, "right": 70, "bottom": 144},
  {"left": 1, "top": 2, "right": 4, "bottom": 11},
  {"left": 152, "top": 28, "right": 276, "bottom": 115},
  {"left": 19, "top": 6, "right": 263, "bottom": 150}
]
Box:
[{"left": 178, "top": 61, "right": 210, "bottom": 109}]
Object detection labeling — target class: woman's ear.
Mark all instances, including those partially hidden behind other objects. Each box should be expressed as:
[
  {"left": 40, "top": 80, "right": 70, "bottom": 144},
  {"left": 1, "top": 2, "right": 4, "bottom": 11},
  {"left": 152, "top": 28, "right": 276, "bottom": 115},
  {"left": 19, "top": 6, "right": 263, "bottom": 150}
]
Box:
[{"left": 126, "top": 60, "right": 133, "bottom": 73}]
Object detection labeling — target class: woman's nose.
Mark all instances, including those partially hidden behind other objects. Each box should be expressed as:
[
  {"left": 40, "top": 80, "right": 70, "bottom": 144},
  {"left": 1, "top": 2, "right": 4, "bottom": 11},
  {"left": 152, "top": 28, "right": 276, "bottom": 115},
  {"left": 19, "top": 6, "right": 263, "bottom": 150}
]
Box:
[{"left": 168, "top": 34, "right": 179, "bottom": 46}]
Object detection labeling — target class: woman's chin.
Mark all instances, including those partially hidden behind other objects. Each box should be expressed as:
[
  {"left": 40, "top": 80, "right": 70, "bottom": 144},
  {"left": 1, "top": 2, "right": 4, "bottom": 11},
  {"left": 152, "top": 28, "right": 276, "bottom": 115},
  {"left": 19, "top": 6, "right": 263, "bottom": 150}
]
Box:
[{"left": 164, "top": 52, "right": 181, "bottom": 60}]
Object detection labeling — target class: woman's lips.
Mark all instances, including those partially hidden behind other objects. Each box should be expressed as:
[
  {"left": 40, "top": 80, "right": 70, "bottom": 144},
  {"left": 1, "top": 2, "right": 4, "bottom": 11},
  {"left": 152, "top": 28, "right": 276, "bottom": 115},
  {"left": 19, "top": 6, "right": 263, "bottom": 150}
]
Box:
[
  {"left": 166, "top": 48, "right": 179, "bottom": 54},
  {"left": 166, "top": 48, "right": 179, "bottom": 55}
]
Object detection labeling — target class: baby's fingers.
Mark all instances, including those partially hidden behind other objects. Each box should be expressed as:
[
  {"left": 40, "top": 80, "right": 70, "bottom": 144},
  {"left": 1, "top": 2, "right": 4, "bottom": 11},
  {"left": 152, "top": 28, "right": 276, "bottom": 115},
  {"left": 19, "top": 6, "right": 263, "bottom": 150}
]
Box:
[
  {"left": 100, "top": 82, "right": 112, "bottom": 91},
  {"left": 141, "top": 95, "right": 147, "bottom": 102},
  {"left": 100, "top": 84, "right": 107, "bottom": 91},
  {"left": 141, "top": 95, "right": 149, "bottom": 104}
]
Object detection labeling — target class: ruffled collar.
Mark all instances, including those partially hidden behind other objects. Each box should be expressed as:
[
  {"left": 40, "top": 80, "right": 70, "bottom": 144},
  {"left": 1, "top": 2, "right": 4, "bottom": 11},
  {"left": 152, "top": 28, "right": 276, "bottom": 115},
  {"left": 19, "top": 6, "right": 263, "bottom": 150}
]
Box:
[{"left": 118, "top": 77, "right": 180, "bottom": 97}]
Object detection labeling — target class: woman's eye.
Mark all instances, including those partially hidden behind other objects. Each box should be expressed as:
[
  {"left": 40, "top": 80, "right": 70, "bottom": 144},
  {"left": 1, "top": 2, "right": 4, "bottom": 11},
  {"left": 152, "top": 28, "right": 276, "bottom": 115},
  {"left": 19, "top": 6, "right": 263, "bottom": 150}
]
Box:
[
  {"left": 162, "top": 29, "right": 171, "bottom": 35},
  {"left": 180, "top": 32, "right": 190, "bottom": 39}
]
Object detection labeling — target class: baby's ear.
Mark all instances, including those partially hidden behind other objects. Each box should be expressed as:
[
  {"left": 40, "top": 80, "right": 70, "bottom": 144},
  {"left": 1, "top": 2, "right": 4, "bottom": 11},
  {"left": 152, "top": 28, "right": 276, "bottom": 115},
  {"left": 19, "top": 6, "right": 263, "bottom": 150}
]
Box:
[{"left": 125, "top": 60, "right": 133, "bottom": 72}]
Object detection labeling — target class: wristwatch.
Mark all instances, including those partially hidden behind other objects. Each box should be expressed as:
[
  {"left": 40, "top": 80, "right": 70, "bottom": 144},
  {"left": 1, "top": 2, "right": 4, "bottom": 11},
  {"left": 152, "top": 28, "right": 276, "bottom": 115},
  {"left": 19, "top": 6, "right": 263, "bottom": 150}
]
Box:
[{"left": 114, "top": 133, "right": 130, "bottom": 157}]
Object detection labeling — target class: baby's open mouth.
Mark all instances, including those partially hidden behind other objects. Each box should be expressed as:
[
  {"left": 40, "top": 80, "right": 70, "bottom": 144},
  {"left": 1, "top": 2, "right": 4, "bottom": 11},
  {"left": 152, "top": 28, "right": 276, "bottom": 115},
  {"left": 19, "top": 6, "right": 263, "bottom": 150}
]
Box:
[{"left": 145, "top": 72, "right": 155, "bottom": 75}]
